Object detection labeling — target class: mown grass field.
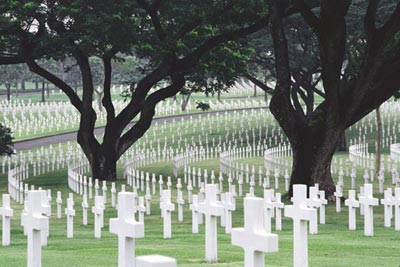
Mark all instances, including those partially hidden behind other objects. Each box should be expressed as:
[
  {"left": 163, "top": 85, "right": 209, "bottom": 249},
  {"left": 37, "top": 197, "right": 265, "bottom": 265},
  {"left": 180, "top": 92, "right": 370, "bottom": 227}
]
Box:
[
  {"left": 1, "top": 154, "right": 400, "bottom": 267},
  {"left": 1, "top": 97, "right": 399, "bottom": 266}
]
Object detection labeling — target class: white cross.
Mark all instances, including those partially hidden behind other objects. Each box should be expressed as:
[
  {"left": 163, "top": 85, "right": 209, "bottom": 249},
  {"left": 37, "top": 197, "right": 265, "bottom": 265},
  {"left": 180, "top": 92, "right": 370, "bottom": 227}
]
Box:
[
  {"left": 344, "top": 190, "right": 359, "bottom": 230},
  {"left": 102, "top": 181, "right": 107, "bottom": 204},
  {"left": 381, "top": 188, "right": 395, "bottom": 228},
  {"left": 110, "top": 192, "right": 144, "bottom": 267},
  {"left": 65, "top": 197, "right": 75, "bottom": 238},
  {"left": 92, "top": 196, "right": 104, "bottom": 238},
  {"left": 160, "top": 190, "right": 174, "bottom": 239},
  {"left": 88, "top": 178, "right": 93, "bottom": 199},
  {"left": 333, "top": 185, "right": 342, "bottom": 213},
  {"left": 0, "top": 194, "right": 13, "bottom": 246},
  {"left": 224, "top": 192, "right": 236, "bottom": 234},
  {"left": 82, "top": 194, "right": 89, "bottom": 225},
  {"left": 190, "top": 195, "right": 200, "bottom": 234},
  {"left": 111, "top": 182, "right": 117, "bottom": 208},
  {"left": 394, "top": 188, "right": 400, "bottom": 231},
  {"left": 232, "top": 197, "right": 278, "bottom": 267},
  {"left": 138, "top": 196, "right": 146, "bottom": 224},
  {"left": 197, "top": 184, "right": 224, "bottom": 263},
  {"left": 95, "top": 179, "right": 99, "bottom": 196},
  {"left": 263, "top": 189, "right": 275, "bottom": 233},
  {"left": 358, "top": 184, "right": 378, "bottom": 236},
  {"left": 318, "top": 190, "right": 327, "bottom": 224},
  {"left": 378, "top": 171, "right": 385, "bottom": 194},
  {"left": 145, "top": 186, "right": 152, "bottom": 215},
  {"left": 284, "top": 184, "right": 317, "bottom": 267},
  {"left": 22, "top": 190, "right": 49, "bottom": 267},
  {"left": 176, "top": 179, "right": 184, "bottom": 222},
  {"left": 274, "top": 193, "right": 284, "bottom": 231},
  {"left": 39, "top": 191, "right": 50, "bottom": 246},
  {"left": 306, "top": 187, "right": 321, "bottom": 235}
]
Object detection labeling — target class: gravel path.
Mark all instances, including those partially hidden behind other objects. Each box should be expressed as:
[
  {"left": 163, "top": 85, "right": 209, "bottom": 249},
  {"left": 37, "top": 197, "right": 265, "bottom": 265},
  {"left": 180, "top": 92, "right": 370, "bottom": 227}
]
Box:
[{"left": 14, "top": 107, "right": 266, "bottom": 151}]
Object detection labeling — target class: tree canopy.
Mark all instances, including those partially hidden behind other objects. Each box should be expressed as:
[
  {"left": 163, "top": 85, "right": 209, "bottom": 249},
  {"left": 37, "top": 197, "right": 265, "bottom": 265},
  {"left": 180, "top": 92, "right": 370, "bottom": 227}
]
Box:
[{"left": 0, "top": 0, "right": 269, "bottom": 180}]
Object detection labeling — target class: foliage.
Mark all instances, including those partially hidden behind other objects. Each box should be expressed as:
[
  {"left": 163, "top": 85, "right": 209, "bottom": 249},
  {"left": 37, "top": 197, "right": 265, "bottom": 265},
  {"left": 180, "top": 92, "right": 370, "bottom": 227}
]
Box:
[
  {"left": 0, "top": 123, "right": 14, "bottom": 156},
  {"left": 0, "top": 64, "right": 23, "bottom": 88},
  {"left": 0, "top": 0, "right": 269, "bottom": 180},
  {"left": 195, "top": 101, "right": 211, "bottom": 111}
]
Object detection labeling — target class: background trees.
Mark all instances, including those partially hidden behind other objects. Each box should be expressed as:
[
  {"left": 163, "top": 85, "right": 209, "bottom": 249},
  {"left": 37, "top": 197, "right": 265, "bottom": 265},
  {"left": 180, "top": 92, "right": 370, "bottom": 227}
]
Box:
[
  {"left": 2, "top": 0, "right": 269, "bottom": 180},
  {"left": 262, "top": 0, "right": 400, "bottom": 197},
  {"left": 0, "top": 124, "right": 13, "bottom": 156},
  {"left": 0, "top": 64, "right": 23, "bottom": 101}
]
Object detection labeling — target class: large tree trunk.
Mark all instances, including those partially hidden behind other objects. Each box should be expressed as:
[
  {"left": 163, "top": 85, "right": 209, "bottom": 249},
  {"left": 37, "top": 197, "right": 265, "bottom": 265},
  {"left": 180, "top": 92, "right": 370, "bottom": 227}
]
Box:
[
  {"left": 90, "top": 146, "right": 118, "bottom": 181},
  {"left": 336, "top": 132, "right": 347, "bottom": 151},
  {"left": 288, "top": 126, "right": 340, "bottom": 199}
]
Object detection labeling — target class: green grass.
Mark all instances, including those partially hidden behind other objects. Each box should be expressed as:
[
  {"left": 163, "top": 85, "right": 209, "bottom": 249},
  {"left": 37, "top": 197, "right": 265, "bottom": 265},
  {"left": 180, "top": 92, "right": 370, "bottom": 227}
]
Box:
[
  {"left": 1, "top": 154, "right": 399, "bottom": 267},
  {"left": 1, "top": 98, "right": 400, "bottom": 266}
]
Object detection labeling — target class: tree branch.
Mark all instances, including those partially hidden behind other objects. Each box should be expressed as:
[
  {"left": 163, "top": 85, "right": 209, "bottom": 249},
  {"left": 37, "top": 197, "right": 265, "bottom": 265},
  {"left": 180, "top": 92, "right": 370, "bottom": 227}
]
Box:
[
  {"left": 74, "top": 50, "right": 100, "bottom": 162},
  {"left": 379, "top": 1, "right": 400, "bottom": 46},
  {"left": 0, "top": 55, "right": 25, "bottom": 65},
  {"left": 268, "top": 0, "right": 308, "bottom": 142},
  {"left": 102, "top": 56, "right": 115, "bottom": 121},
  {"left": 118, "top": 74, "right": 185, "bottom": 156},
  {"left": 25, "top": 59, "right": 83, "bottom": 112},
  {"left": 364, "top": 0, "right": 378, "bottom": 40},
  {"left": 293, "top": 0, "right": 321, "bottom": 34},
  {"left": 137, "top": 0, "right": 167, "bottom": 41},
  {"left": 291, "top": 83, "right": 307, "bottom": 121},
  {"left": 243, "top": 73, "right": 274, "bottom": 94},
  {"left": 113, "top": 60, "right": 172, "bottom": 137}
]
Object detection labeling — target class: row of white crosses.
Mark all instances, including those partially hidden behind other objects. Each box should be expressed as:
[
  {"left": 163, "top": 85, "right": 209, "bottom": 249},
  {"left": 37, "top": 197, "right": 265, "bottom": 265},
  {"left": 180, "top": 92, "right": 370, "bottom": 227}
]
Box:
[
  {"left": 264, "top": 143, "right": 292, "bottom": 178},
  {"left": 4, "top": 103, "right": 275, "bottom": 170},
  {"left": 1, "top": 90, "right": 266, "bottom": 140},
  {"left": 343, "top": 184, "right": 400, "bottom": 236},
  {"left": 124, "top": 131, "right": 278, "bottom": 182},
  {"left": 5, "top": 187, "right": 176, "bottom": 267},
  {"left": 123, "top": 107, "right": 281, "bottom": 164}
]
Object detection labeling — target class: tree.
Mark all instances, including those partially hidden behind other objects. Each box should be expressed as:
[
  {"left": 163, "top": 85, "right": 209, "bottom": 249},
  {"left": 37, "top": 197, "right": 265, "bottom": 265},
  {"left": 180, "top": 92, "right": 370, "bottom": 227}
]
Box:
[
  {"left": 0, "top": 64, "right": 23, "bottom": 101},
  {"left": 264, "top": 0, "right": 400, "bottom": 197},
  {"left": 5, "top": 0, "right": 269, "bottom": 180},
  {"left": 0, "top": 124, "right": 14, "bottom": 156}
]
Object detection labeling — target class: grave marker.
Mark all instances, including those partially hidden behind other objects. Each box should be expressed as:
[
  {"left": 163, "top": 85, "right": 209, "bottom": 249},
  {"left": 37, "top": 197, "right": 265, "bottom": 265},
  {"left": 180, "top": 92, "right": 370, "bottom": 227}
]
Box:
[
  {"left": 110, "top": 192, "right": 144, "bottom": 267},
  {"left": 284, "top": 184, "right": 317, "bottom": 267},
  {"left": 359, "top": 184, "right": 378, "bottom": 236},
  {"left": 0, "top": 194, "right": 14, "bottom": 246},
  {"left": 232, "top": 197, "right": 278, "bottom": 267},
  {"left": 344, "top": 190, "right": 359, "bottom": 230},
  {"left": 197, "top": 184, "right": 224, "bottom": 263}
]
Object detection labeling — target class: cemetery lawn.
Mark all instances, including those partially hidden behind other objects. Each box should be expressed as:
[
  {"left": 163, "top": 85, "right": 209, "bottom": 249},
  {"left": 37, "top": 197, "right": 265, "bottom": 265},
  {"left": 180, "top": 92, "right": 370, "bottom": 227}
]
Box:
[{"left": 1, "top": 159, "right": 400, "bottom": 267}]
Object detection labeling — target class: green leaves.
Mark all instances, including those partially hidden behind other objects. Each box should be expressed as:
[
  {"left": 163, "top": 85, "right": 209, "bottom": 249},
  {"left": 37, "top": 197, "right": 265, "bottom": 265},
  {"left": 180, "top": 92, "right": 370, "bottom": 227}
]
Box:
[{"left": 0, "top": 123, "right": 14, "bottom": 156}]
